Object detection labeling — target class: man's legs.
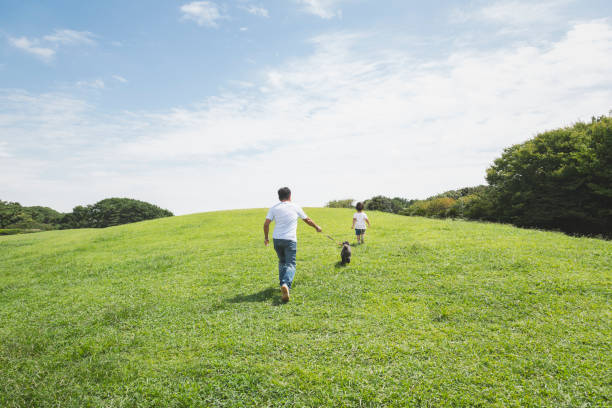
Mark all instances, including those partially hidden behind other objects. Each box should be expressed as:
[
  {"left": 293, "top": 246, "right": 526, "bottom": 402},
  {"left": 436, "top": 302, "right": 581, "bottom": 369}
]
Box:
[
  {"left": 273, "top": 239, "right": 286, "bottom": 283},
  {"left": 273, "top": 239, "right": 297, "bottom": 301},
  {"left": 281, "top": 240, "right": 297, "bottom": 288}
]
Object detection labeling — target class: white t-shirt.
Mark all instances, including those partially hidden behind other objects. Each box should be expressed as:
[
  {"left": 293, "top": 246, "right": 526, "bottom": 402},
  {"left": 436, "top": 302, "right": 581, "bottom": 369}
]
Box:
[
  {"left": 266, "top": 201, "right": 308, "bottom": 241},
  {"left": 353, "top": 212, "right": 369, "bottom": 229}
]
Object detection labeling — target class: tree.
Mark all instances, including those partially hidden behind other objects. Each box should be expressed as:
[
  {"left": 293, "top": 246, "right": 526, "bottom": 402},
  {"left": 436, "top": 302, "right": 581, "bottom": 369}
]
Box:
[
  {"left": 364, "top": 196, "right": 396, "bottom": 213},
  {"left": 0, "top": 200, "right": 24, "bottom": 228},
  {"left": 325, "top": 199, "right": 355, "bottom": 208},
  {"left": 84, "top": 198, "right": 173, "bottom": 228},
  {"left": 485, "top": 116, "right": 612, "bottom": 235}
]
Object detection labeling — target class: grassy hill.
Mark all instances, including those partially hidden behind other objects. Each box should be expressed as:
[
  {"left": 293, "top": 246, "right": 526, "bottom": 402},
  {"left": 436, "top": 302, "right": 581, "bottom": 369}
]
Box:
[{"left": 1, "top": 208, "right": 610, "bottom": 407}]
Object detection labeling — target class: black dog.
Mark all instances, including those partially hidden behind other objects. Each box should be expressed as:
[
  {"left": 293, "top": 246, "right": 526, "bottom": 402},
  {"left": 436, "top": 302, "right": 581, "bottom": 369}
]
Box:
[{"left": 340, "top": 241, "right": 351, "bottom": 265}]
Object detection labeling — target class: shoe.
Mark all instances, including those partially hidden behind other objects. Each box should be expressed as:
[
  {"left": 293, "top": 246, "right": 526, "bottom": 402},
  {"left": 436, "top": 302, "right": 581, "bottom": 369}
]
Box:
[{"left": 281, "top": 284, "right": 290, "bottom": 302}]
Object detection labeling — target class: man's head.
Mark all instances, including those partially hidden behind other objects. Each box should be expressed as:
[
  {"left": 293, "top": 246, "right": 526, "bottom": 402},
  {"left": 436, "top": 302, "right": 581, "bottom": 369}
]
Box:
[{"left": 278, "top": 187, "right": 291, "bottom": 201}]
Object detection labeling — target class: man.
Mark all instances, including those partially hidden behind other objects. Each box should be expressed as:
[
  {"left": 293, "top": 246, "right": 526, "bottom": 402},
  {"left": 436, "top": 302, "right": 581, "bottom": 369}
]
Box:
[{"left": 264, "top": 187, "right": 322, "bottom": 302}]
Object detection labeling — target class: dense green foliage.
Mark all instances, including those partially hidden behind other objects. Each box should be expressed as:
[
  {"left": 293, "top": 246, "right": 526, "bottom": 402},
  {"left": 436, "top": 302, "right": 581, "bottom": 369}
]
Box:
[
  {"left": 61, "top": 198, "right": 174, "bottom": 229},
  {"left": 400, "top": 186, "right": 489, "bottom": 218},
  {"left": 366, "top": 116, "right": 612, "bottom": 237},
  {"left": 403, "top": 197, "right": 456, "bottom": 218},
  {"left": 325, "top": 198, "right": 354, "bottom": 208},
  {"left": 364, "top": 195, "right": 395, "bottom": 212},
  {"left": 0, "top": 200, "right": 62, "bottom": 230},
  {"left": 429, "top": 185, "right": 489, "bottom": 201},
  {"left": 0, "top": 229, "right": 21, "bottom": 236},
  {"left": 363, "top": 196, "right": 414, "bottom": 213},
  {"left": 0, "top": 198, "right": 173, "bottom": 232},
  {"left": 1, "top": 208, "right": 610, "bottom": 406},
  {"left": 485, "top": 116, "right": 612, "bottom": 235}
]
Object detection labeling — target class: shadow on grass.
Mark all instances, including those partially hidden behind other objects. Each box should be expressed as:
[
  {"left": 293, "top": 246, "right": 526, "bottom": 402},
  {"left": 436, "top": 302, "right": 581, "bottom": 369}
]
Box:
[
  {"left": 334, "top": 261, "right": 348, "bottom": 268},
  {"left": 227, "top": 287, "right": 284, "bottom": 306}
]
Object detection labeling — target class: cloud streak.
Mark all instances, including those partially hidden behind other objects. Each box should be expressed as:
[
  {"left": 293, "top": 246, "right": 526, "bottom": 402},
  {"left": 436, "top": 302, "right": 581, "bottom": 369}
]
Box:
[
  {"left": 7, "top": 29, "right": 96, "bottom": 61},
  {"left": 296, "top": 0, "right": 345, "bottom": 19},
  {"left": 43, "top": 29, "right": 96, "bottom": 45},
  {"left": 8, "top": 37, "right": 55, "bottom": 60},
  {"left": 453, "top": 0, "right": 576, "bottom": 29}
]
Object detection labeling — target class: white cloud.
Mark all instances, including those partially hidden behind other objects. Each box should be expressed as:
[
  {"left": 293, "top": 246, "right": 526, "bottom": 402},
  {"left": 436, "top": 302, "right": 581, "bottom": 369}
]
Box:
[
  {"left": 43, "top": 29, "right": 96, "bottom": 45},
  {"left": 180, "top": 1, "right": 224, "bottom": 27},
  {"left": 0, "top": 142, "right": 10, "bottom": 158},
  {"left": 2, "top": 21, "right": 612, "bottom": 214},
  {"left": 76, "top": 79, "right": 105, "bottom": 89},
  {"left": 112, "top": 75, "right": 128, "bottom": 83},
  {"left": 240, "top": 27, "right": 248, "bottom": 31},
  {"left": 242, "top": 5, "right": 269, "bottom": 17},
  {"left": 454, "top": 0, "right": 574, "bottom": 28},
  {"left": 8, "top": 37, "right": 55, "bottom": 60},
  {"left": 296, "top": 0, "right": 344, "bottom": 19}
]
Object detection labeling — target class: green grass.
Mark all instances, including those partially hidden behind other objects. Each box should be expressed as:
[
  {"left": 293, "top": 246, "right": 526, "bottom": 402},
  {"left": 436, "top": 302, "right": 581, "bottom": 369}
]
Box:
[{"left": 1, "top": 208, "right": 610, "bottom": 407}]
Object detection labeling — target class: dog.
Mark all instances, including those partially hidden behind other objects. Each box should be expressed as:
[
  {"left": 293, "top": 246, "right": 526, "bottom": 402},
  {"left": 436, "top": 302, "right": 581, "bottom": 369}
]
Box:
[{"left": 340, "top": 241, "right": 351, "bottom": 265}]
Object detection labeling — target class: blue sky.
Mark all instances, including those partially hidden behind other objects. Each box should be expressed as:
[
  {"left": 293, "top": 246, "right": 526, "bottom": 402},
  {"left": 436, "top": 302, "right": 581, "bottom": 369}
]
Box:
[{"left": 1, "top": 0, "right": 612, "bottom": 214}]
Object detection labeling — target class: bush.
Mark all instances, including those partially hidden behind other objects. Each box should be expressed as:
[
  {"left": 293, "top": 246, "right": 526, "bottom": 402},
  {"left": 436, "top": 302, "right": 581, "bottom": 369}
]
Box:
[
  {"left": 325, "top": 199, "right": 355, "bottom": 208},
  {"left": 0, "top": 228, "right": 21, "bottom": 235},
  {"left": 406, "top": 197, "right": 456, "bottom": 218},
  {"left": 1, "top": 200, "right": 63, "bottom": 230},
  {"left": 364, "top": 196, "right": 397, "bottom": 213},
  {"left": 399, "top": 186, "right": 488, "bottom": 219},
  {"left": 429, "top": 185, "right": 488, "bottom": 200},
  {"left": 391, "top": 197, "right": 414, "bottom": 213}
]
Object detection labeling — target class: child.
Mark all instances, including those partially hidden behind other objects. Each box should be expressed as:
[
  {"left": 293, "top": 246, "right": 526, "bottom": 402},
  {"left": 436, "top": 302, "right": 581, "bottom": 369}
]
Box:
[{"left": 352, "top": 202, "right": 370, "bottom": 244}]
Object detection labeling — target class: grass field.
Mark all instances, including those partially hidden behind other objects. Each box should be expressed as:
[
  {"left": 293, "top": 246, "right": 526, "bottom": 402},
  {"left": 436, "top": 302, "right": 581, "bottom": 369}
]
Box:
[{"left": 1, "top": 208, "right": 610, "bottom": 407}]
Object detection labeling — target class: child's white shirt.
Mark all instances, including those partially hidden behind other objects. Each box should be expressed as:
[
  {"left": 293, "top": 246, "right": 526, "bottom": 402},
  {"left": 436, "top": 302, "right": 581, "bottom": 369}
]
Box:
[{"left": 353, "top": 212, "right": 368, "bottom": 229}]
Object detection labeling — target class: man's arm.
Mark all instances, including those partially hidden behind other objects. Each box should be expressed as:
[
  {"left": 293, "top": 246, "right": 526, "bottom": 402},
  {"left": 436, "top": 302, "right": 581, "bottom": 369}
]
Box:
[
  {"left": 302, "top": 217, "right": 322, "bottom": 233},
  {"left": 263, "top": 218, "right": 272, "bottom": 246}
]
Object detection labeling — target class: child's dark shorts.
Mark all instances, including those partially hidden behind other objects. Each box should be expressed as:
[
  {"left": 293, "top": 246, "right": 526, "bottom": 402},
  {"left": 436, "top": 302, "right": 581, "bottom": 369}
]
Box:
[{"left": 355, "top": 228, "right": 366, "bottom": 236}]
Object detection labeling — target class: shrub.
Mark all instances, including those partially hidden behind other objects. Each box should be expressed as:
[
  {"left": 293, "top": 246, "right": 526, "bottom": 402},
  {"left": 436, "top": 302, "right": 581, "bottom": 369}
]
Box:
[
  {"left": 421, "top": 197, "right": 456, "bottom": 217},
  {"left": 429, "top": 185, "right": 488, "bottom": 200},
  {"left": 364, "top": 196, "right": 397, "bottom": 213},
  {"left": 404, "top": 197, "right": 456, "bottom": 218},
  {"left": 391, "top": 197, "right": 414, "bottom": 213},
  {"left": 325, "top": 199, "right": 355, "bottom": 208},
  {"left": 0, "top": 228, "right": 21, "bottom": 235}
]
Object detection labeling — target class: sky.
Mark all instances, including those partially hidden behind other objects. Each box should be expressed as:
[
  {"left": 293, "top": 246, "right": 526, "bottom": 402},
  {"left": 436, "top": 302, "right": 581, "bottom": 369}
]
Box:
[{"left": 1, "top": 0, "right": 611, "bottom": 215}]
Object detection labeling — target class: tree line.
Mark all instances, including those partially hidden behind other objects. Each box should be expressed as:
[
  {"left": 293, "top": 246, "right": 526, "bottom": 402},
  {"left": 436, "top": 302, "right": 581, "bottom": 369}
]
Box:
[
  {"left": 327, "top": 115, "right": 612, "bottom": 238},
  {"left": 0, "top": 198, "right": 173, "bottom": 235}
]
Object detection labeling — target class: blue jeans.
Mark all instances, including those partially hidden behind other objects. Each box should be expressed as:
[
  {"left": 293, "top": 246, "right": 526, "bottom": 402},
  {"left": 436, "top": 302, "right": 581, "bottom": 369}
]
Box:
[{"left": 273, "top": 239, "right": 297, "bottom": 288}]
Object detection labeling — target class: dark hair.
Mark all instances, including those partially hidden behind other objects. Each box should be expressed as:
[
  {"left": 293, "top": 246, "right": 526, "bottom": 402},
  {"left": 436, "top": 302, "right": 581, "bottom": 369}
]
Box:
[
  {"left": 356, "top": 202, "right": 364, "bottom": 211},
  {"left": 278, "top": 187, "right": 291, "bottom": 201}
]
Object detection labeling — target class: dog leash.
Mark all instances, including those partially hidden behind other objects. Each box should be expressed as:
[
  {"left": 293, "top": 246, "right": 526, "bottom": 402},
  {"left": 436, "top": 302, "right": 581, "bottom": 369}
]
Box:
[{"left": 323, "top": 234, "right": 341, "bottom": 245}]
